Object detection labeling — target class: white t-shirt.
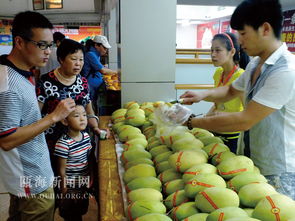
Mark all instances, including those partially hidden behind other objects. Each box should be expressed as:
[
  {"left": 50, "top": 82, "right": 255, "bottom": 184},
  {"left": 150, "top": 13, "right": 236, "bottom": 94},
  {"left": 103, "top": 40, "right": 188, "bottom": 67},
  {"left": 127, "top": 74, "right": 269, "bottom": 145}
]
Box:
[{"left": 232, "top": 43, "right": 295, "bottom": 175}]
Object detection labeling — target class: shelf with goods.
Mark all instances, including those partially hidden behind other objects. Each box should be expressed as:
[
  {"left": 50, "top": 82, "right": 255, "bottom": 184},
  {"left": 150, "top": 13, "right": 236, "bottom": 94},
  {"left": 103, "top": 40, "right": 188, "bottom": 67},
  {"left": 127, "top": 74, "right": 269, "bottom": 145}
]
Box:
[{"left": 99, "top": 102, "right": 295, "bottom": 221}]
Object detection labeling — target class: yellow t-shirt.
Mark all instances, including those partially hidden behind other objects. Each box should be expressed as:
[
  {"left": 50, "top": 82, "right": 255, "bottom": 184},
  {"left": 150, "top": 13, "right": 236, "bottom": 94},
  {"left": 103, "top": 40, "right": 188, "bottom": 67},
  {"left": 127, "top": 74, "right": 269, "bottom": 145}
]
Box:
[
  {"left": 213, "top": 67, "right": 244, "bottom": 113},
  {"left": 213, "top": 67, "right": 244, "bottom": 135}
]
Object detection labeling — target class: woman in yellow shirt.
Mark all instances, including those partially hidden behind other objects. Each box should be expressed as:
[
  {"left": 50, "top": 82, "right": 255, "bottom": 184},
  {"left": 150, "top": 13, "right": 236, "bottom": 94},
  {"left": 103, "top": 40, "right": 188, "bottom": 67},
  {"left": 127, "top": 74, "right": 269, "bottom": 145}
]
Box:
[{"left": 208, "top": 32, "right": 250, "bottom": 153}]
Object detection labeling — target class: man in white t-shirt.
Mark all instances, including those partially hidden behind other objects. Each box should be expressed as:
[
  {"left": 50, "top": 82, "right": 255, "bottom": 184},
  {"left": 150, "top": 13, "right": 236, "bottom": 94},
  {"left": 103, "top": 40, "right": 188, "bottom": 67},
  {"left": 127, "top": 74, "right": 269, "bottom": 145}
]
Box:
[{"left": 178, "top": 0, "right": 295, "bottom": 200}]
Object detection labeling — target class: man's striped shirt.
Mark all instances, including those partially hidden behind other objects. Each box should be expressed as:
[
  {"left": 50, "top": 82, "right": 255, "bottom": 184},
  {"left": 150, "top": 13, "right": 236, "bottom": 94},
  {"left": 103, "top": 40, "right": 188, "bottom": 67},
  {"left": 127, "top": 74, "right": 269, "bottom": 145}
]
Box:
[{"left": 0, "top": 64, "right": 54, "bottom": 196}]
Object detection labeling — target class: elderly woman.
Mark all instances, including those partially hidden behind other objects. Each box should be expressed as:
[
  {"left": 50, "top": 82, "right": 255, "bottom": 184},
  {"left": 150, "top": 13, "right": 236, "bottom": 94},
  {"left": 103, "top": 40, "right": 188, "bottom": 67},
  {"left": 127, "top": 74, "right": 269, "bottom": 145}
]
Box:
[{"left": 36, "top": 39, "right": 103, "bottom": 156}]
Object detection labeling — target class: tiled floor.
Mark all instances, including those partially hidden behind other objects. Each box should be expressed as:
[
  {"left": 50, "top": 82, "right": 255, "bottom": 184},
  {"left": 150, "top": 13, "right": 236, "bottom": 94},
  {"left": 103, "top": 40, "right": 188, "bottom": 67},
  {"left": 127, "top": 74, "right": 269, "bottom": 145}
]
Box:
[{"left": 0, "top": 194, "right": 98, "bottom": 221}]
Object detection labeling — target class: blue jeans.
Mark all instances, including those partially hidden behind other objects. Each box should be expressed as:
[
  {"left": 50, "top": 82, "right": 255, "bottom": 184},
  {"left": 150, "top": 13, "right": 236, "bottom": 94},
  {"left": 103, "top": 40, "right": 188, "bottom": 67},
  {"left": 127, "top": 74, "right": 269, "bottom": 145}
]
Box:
[{"left": 265, "top": 172, "right": 295, "bottom": 200}]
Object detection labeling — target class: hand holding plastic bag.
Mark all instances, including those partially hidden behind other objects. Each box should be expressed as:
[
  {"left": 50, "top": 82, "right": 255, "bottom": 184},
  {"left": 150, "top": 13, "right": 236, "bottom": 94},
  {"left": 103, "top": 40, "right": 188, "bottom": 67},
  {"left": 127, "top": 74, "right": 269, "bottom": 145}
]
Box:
[{"left": 154, "top": 103, "right": 192, "bottom": 126}]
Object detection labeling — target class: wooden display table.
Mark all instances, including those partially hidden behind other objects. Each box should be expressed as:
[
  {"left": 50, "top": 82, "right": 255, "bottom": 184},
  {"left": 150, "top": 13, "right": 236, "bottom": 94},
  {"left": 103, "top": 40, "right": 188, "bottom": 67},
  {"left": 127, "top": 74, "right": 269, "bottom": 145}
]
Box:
[{"left": 98, "top": 116, "right": 125, "bottom": 221}]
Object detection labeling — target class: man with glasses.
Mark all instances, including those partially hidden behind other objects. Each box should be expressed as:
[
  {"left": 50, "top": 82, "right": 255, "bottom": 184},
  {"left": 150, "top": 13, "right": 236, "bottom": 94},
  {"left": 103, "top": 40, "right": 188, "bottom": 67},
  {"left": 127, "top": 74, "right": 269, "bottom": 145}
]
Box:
[
  {"left": 81, "top": 35, "right": 118, "bottom": 112},
  {"left": 0, "top": 11, "right": 75, "bottom": 220}
]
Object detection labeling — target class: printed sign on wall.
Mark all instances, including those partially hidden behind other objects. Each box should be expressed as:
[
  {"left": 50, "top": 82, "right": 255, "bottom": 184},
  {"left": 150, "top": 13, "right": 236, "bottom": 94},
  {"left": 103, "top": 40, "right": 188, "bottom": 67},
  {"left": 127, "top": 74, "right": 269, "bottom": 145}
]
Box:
[
  {"left": 0, "top": 19, "right": 13, "bottom": 45},
  {"left": 196, "top": 21, "right": 220, "bottom": 49},
  {"left": 282, "top": 9, "right": 295, "bottom": 52},
  {"left": 53, "top": 26, "right": 102, "bottom": 43}
]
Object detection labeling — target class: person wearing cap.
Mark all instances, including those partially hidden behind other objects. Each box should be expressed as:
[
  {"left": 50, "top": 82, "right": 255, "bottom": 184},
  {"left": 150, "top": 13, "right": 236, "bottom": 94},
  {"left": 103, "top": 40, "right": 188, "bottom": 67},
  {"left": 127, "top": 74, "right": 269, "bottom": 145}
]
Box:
[{"left": 81, "top": 35, "right": 118, "bottom": 111}]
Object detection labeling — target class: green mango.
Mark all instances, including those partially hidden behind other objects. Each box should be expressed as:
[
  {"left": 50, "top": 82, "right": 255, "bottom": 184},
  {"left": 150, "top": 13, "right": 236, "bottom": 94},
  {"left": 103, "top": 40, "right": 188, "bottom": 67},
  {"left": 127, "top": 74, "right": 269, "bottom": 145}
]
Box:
[
  {"left": 124, "top": 158, "right": 154, "bottom": 170},
  {"left": 112, "top": 122, "right": 125, "bottom": 133},
  {"left": 226, "top": 172, "right": 267, "bottom": 192},
  {"left": 211, "top": 151, "right": 236, "bottom": 166},
  {"left": 156, "top": 161, "right": 171, "bottom": 174},
  {"left": 163, "top": 132, "right": 196, "bottom": 147},
  {"left": 142, "top": 125, "right": 156, "bottom": 137},
  {"left": 141, "top": 120, "right": 153, "bottom": 130},
  {"left": 123, "top": 101, "right": 139, "bottom": 109},
  {"left": 239, "top": 183, "right": 277, "bottom": 207},
  {"left": 127, "top": 200, "right": 166, "bottom": 221},
  {"left": 157, "top": 169, "right": 182, "bottom": 183},
  {"left": 184, "top": 173, "right": 226, "bottom": 199},
  {"left": 168, "top": 150, "right": 208, "bottom": 173},
  {"left": 217, "top": 156, "right": 254, "bottom": 180},
  {"left": 149, "top": 145, "right": 170, "bottom": 158},
  {"left": 252, "top": 194, "right": 295, "bottom": 221},
  {"left": 203, "top": 143, "right": 230, "bottom": 158},
  {"left": 126, "top": 176, "right": 162, "bottom": 192},
  {"left": 163, "top": 179, "right": 184, "bottom": 196},
  {"left": 171, "top": 137, "right": 204, "bottom": 152},
  {"left": 199, "top": 136, "right": 223, "bottom": 146},
  {"left": 190, "top": 128, "right": 213, "bottom": 139},
  {"left": 123, "top": 138, "right": 148, "bottom": 150},
  {"left": 181, "top": 213, "right": 208, "bottom": 221},
  {"left": 182, "top": 163, "right": 217, "bottom": 183},
  {"left": 135, "top": 213, "right": 172, "bottom": 221},
  {"left": 111, "top": 108, "right": 127, "bottom": 122},
  {"left": 147, "top": 139, "right": 162, "bottom": 151},
  {"left": 164, "top": 190, "right": 189, "bottom": 210},
  {"left": 117, "top": 124, "right": 135, "bottom": 133},
  {"left": 118, "top": 126, "right": 142, "bottom": 142},
  {"left": 126, "top": 133, "right": 146, "bottom": 142},
  {"left": 243, "top": 208, "right": 254, "bottom": 217},
  {"left": 225, "top": 218, "right": 260, "bottom": 221},
  {"left": 141, "top": 105, "right": 154, "bottom": 117},
  {"left": 126, "top": 108, "right": 145, "bottom": 116},
  {"left": 121, "top": 149, "right": 152, "bottom": 165},
  {"left": 206, "top": 207, "right": 248, "bottom": 221},
  {"left": 154, "top": 151, "right": 173, "bottom": 165},
  {"left": 111, "top": 108, "right": 127, "bottom": 118},
  {"left": 127, "top": 188, "right": 162, "bottom": 203},
  {"left": 126, "top": 113, "right": 146, "bottom": 127},
  {"left": 195, "top": 187, "right": 239, "bottom": 213},
  {"left": 170, "top": 202, "right": 199, "bottom": 221},
  {"left": 123, "top": 164, "right": 156, "bottom": 183}
]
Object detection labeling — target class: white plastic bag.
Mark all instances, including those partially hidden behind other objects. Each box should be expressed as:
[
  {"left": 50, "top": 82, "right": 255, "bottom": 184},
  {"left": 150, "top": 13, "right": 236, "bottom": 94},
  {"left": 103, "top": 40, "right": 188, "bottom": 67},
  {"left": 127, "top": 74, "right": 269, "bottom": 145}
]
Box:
[{"left": 152, "top": 103, "right": 192, "bottom": 137}]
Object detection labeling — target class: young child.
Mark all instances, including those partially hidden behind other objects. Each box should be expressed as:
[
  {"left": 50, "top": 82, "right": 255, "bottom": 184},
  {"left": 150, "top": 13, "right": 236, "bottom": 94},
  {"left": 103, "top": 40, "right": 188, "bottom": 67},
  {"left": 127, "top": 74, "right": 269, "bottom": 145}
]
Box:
[
  {"left": 208, "top": 32, "right": 250, "bottom": 153},
  {"left": 54, "top": 104, "right": 93, "bottom": 221}
]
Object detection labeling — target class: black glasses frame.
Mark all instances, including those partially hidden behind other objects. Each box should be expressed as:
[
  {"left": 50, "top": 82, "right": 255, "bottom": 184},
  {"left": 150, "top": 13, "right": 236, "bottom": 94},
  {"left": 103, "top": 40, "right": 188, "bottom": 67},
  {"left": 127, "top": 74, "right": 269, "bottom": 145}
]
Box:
[{"left": 22, "top": 36, "right": 54, "bottom": 50}]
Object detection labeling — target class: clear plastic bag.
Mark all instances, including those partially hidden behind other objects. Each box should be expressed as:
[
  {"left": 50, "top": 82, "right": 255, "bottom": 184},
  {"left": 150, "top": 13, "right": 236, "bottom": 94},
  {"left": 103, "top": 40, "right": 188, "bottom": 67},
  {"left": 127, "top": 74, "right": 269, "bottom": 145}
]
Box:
[{"left": 152, "top": 103, "right": 192, "bottom": 137}]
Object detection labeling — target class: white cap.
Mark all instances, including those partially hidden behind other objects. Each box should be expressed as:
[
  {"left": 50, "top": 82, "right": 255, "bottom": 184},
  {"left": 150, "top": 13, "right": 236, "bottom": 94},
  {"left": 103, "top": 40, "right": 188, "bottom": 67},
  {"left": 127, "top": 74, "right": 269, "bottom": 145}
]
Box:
[{"left": 92, "top": 35, "right": 111, "bottom": 49}]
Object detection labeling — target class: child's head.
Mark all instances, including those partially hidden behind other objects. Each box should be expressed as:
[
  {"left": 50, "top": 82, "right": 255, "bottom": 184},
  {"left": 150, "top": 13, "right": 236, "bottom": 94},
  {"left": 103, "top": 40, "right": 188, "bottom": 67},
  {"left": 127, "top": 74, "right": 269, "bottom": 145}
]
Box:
[
  {"left": 61, "top": 105, "right": 87, "bottom": 131},
  {"left": 211, "top": 32, "right": 249, "bottom": 69}
]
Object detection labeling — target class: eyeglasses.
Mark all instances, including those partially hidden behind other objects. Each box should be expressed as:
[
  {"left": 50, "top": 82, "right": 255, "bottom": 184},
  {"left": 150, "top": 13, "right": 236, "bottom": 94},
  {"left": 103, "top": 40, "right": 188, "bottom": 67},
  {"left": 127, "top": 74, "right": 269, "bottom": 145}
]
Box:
[{"left": 22, "top": 36, "right": 54, "bottom": 50}]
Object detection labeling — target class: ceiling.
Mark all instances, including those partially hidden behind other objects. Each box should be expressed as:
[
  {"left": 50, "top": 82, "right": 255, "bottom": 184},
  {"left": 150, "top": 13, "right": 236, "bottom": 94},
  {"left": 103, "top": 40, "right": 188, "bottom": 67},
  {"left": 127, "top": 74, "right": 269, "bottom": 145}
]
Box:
[
  {"left": 177, "top": 5, "right": 235, "bottom": 22},
  {"left": 176, "top": 0, "right": 295, "bottom": 25},
  {"left": 177, "top": 0, "right": 295, "bottom": 10}
]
